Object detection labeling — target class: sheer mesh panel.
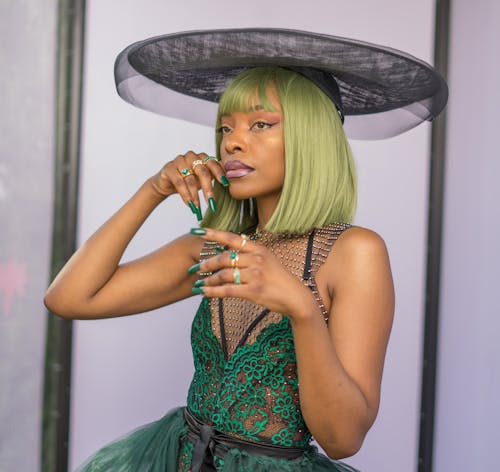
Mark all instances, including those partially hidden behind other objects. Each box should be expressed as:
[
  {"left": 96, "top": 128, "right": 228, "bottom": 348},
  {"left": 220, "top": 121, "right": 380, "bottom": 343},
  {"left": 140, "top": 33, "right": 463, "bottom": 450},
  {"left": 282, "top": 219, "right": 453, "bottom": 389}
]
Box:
[{"left": 201, "top": 224, "right": 349, "bottom": 354}]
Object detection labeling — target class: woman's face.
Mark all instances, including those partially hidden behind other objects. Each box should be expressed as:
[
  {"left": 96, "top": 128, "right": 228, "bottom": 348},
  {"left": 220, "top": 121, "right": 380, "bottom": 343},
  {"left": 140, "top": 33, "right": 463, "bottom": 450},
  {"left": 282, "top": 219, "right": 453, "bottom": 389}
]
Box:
[{"left": 219, "top": 86, "right": 285, "bottom": 210}]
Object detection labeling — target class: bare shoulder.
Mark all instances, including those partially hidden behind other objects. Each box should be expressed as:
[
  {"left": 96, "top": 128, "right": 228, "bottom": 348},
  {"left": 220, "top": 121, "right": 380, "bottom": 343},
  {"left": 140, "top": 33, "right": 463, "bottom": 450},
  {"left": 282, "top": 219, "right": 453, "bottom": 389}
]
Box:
[
  {"left": 334, "top": 226, "right": 389, "bottom": 259},
  {"left": 324, "top": 225, "right": 392, "bottom": 289}
]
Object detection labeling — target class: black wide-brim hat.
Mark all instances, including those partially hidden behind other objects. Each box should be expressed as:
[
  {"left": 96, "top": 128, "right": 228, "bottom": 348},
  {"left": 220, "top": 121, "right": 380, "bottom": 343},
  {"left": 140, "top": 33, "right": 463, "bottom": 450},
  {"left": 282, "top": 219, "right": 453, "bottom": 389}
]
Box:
[{"left": 115, "top": 28, "right": 448, "bottom": 140}]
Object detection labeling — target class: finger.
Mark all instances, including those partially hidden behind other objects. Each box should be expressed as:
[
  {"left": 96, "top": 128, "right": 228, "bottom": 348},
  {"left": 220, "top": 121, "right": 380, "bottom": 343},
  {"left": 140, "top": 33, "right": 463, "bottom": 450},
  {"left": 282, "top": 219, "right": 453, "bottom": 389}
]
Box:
[
  {"left": 199, "top": 249, "right": 247, "bottom": 274},
  {"left": 163, "top": 157, "right": 202, "bottom": 220},
  {"left": 202, "top": 267, "right": 246, "bottom": 287},
  {"left": 202, "top": 155, "right": 229, "bottom": 188},
  {"left": 190, "top": 154, "right": 216, "bottom": 206},
  {"left": 199, "top": 228, "right": 253, "bottom": 253},
  {"left": 163, "top": 160, "right": 196, "bottom": 207},
  {"left": 180, "top": 173, "right": 202, "bottom": 219},
  {"left": 197, "top": 284, "right": 245, "bottom": 299},
  {"left": 177, "top": 152, "right": 202, "bottom": 207}
]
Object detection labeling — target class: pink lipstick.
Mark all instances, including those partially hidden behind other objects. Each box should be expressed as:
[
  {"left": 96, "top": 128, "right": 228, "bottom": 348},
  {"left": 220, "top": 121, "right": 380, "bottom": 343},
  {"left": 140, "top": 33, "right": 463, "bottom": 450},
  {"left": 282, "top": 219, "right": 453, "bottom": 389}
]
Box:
[{"left": 224, "top": 160, "right": 255, "bottom": 179}]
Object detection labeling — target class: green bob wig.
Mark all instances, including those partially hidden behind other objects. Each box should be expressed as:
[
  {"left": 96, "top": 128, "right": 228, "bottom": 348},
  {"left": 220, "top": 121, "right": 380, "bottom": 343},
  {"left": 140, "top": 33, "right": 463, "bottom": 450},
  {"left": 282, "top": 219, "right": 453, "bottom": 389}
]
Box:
[{"left": 202, "top": 66, "right": 357, "bottom": 234}]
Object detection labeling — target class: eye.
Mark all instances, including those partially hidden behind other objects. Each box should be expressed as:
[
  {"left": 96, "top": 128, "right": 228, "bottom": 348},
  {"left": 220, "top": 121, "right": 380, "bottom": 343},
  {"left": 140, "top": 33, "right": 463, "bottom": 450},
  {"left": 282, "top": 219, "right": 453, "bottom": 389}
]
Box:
[
  {"left": 216, "top": 125, "right": 232, "bottom": 135},
  {"left": 252, "top": 121, "right": 273, "bottom": 130}
]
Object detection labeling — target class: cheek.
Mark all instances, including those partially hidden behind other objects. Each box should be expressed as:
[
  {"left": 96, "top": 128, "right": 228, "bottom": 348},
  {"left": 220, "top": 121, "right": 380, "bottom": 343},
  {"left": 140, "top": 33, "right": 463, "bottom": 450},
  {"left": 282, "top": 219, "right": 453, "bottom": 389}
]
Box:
[
  {"left": 265, "top": 135, "right": 285, "bottom": 159},
  {"left": 271, "top": 151, "right": 286, "bottom": 187},
  {"left": 271, "top": 140, "right": 285, "bottom": 175}
]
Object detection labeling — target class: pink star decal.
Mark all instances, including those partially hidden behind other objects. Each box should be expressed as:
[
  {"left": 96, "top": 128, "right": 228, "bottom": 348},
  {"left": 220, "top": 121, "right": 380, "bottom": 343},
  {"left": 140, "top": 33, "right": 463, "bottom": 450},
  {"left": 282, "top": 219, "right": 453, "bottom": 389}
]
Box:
[{"left": 0, "top": 259, "right": 27, "bottom": 316}]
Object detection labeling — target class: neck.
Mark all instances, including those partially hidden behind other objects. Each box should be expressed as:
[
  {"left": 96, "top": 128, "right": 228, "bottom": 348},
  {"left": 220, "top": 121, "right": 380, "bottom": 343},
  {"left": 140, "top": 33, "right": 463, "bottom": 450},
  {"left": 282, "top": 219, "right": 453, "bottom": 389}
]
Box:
[{"left": 255, "top": 194, "right": 280, "bottom": 229}]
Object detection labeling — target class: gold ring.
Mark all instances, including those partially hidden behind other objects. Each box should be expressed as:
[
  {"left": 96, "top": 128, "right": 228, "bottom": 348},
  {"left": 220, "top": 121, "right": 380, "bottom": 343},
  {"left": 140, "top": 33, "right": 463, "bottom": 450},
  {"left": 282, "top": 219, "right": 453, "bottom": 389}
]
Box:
[
  {"left": 238, "top": 234, "right": 248, "bottom": 252},
  {"left": 204, "top": 155, "right": 221, "bottom": 163},
  {"left": 192, "top": 160, "right": 205, "bottom": 170},
  {"left": 230, "top": 250, "right": 239, "bottom": 268},
  {"left": 233, "top": 268, "right": 241, "bottom": 285},
  {"left": 180, "top": 168, "right": 193, "bottom": 178}
]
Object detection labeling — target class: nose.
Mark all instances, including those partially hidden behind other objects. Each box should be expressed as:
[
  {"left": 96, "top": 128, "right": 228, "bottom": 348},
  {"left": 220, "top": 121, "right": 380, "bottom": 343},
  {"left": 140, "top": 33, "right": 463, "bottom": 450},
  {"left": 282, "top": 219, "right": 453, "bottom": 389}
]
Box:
[{"left": 223, "top": 128, "right": 247, "bottom": 155}]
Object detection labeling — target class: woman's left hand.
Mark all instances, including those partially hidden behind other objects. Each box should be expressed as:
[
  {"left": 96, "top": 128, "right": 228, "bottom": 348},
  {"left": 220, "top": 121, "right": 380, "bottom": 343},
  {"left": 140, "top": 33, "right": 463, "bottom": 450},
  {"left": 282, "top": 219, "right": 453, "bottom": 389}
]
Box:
[{"left": 190, "top": 228, "right": 317, "bottom": 319}]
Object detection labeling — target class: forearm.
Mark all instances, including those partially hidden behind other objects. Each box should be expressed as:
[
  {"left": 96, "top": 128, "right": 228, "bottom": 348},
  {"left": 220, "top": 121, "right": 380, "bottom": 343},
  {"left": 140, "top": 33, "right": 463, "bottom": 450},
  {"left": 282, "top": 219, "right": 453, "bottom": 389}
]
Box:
[
  {"left": 45, "top": 179, "right": 168, "bottom": 313},
  {"left": 290, "top": 300, "right": 372, "bottom": 458}
]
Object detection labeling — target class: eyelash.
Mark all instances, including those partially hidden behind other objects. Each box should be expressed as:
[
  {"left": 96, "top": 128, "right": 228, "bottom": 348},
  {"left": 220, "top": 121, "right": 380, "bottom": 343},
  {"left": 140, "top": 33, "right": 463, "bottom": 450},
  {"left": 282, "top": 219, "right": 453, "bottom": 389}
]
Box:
[
  {"left": 216, "top": 121, "right": 274, "bottom": 135},
  {"left": 253, "top": 121, "right": 273, "bottom": 130},
  {"left": 216, "top": 125, "right": 231, "bottom": 135}
]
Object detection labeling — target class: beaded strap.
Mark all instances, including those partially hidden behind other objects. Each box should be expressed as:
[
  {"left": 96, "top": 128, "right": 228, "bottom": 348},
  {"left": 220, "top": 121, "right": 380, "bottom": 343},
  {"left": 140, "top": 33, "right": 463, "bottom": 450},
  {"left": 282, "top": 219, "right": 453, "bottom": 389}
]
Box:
[{"left": 304, "top": 223, "right": 351, "bottom": 321}]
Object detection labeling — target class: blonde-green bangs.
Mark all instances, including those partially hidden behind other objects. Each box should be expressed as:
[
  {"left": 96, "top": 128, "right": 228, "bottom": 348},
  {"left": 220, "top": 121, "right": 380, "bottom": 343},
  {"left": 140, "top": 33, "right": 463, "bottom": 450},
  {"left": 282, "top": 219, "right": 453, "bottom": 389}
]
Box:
[{"left": 202, "top": 66, "right": 357, "bottom": 234}]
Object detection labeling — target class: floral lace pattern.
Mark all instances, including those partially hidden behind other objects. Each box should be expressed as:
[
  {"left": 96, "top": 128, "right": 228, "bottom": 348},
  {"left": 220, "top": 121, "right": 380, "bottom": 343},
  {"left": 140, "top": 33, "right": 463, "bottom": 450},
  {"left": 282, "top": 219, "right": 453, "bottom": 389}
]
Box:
[
  {"left": 187, "top": 297, "right": 311, "bottom": 447},
  {"left": 177, "top": 436, "right": 194, "bottom": 472}
]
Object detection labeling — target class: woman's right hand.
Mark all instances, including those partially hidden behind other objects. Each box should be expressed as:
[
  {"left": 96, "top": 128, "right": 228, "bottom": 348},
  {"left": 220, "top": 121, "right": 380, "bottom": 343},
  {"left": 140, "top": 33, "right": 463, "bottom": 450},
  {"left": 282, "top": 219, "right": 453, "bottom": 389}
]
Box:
[{"left": 149, "top": 151, "right": 228, "bottom": 219}]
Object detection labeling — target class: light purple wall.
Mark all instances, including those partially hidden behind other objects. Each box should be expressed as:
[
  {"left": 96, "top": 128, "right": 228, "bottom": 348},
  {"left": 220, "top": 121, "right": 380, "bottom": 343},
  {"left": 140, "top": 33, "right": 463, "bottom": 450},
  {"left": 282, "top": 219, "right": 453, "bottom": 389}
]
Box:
[
  {"left": 71, "top": 1, "right": 436, "bottom": 470},
  {"left": 0, "top": 1, "right": 56, "bottom": 470},
  {"left": 434, "top": 1, "right": 500, "bottom": 470}
]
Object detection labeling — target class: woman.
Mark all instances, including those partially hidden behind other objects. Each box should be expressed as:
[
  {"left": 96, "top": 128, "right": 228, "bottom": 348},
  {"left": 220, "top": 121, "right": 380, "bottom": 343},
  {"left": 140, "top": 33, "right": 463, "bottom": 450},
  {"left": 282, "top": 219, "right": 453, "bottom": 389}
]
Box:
[{"left": 45, "top": 29, "right": 447, "bottom": 471}]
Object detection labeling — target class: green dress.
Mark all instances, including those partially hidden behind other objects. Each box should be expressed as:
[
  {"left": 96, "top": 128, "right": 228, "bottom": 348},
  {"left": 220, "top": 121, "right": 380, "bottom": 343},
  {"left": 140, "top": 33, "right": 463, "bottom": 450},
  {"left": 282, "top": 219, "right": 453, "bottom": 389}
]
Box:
[{"left": 77, "top": 224, "right": 360, "bottom": 472}]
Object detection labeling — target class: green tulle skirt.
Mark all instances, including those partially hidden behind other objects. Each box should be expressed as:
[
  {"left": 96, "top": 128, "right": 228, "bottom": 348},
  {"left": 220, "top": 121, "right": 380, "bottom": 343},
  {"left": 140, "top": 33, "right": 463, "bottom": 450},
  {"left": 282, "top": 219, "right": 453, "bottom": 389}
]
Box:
[{"left": 75, "top": 407, "right": 360, "bottom": 472}]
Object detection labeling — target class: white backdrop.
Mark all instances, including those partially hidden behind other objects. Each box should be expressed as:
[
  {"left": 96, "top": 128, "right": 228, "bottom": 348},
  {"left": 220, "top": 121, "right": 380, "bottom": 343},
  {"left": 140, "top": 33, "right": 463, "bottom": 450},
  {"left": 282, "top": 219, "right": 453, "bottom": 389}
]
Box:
[
  {"left": 434, "top": 0, "right": 500, "bottom": 470},
  {"left": 70, "top": 1, "right": 436, "bottom": 470}
]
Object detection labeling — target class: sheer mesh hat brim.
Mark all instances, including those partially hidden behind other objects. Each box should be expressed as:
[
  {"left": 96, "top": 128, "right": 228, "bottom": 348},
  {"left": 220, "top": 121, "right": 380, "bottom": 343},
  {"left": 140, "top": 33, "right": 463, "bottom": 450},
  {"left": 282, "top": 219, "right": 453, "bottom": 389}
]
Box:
[{"left": 114, "top": 28, "right": 448, "bottom": 140}]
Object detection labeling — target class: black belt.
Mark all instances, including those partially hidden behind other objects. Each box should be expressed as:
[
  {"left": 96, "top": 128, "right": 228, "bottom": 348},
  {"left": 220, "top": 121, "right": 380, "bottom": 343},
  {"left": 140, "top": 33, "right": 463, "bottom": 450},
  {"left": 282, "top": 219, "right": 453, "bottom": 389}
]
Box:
[{"left": 183, "top": 408, "right": 307, "bottom": 472}]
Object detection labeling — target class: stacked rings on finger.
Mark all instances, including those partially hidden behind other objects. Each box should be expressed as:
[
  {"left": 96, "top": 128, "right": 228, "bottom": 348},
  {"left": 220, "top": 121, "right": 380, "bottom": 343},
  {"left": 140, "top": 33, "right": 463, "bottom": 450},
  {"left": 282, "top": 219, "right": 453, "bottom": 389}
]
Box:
[
  {"left": 230, "top": 250, "right": 239, "bottom": 268},
  {"left": 192, "top": 160, "right": 205, "bottom": 170},
  {"left": 180, "top": 168, "right": 193, "bottom": 178},
  {"left": 204, "top": 155, "right": 221, "bottom": 163},
  {"left": 233, "top": 268, "right": 241, "bottom": 285}
]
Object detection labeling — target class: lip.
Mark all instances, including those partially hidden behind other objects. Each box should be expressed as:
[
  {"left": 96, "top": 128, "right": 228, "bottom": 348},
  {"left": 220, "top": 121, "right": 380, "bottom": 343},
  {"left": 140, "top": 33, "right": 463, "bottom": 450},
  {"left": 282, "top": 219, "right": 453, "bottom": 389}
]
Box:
[{"left": 224, "top": 160, "right": 255, "bottom": 179}]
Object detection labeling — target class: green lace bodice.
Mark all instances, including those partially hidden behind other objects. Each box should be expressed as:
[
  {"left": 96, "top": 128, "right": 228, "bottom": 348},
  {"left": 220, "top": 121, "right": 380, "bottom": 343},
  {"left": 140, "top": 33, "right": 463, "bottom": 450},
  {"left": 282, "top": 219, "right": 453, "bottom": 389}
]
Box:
[
  {"left": 186, "top": 223, "right": 350, "bottom": 449},
  {"left": 187, "top": 297, "right": 308, "bottom": 447}
]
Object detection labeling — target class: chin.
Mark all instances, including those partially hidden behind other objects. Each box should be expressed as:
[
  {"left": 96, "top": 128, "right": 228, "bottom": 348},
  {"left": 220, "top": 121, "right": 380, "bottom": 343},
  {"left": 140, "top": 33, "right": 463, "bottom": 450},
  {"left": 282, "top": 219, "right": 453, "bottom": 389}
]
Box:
[
  {"left": 226, "top": 177, "right": 282, "bottom": 203},
  {"left": 227, "top": 180, "right": 256, "bottom": 200},
  {"left": 228, "top": 189, "right": 255, "bottom": 201}
]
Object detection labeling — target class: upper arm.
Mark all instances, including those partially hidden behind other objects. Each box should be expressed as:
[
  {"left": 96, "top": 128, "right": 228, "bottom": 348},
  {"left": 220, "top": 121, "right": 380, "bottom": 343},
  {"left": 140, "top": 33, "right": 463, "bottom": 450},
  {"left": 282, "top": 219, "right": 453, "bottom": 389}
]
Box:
[
  {"left": 326, "top": 227, "right": 394, "bottom": 421},
  {"left": 65, "top": 234, "right": 203, "bottom": 319}
]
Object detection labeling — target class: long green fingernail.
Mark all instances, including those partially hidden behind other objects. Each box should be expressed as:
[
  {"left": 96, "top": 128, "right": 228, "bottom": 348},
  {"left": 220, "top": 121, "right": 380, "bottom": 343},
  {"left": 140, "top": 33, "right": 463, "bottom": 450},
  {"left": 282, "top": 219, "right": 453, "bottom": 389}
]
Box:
[
  {"left": 195, "top": 206, "right": 203, "bottom": 221},
  {"left": 192, "top": 287, "right": 205, "bottom": 295},
  {"left": 190, "top": 228, "right": 207, "bottom": 235},
  {"left": 208, "top": 197, "right": 217, "bottom": 213},
  {"left": 188, "top": 201, "right": 197, "bottom": 214},
  {"left": 188, "top": 263, "right": 201, "bottom": 274},
  {"left": 221, "top": 176, "right": 230, "bottom": 187},
  {"left": 193, "top": 279, "right": 205, "bottom": 288}
]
